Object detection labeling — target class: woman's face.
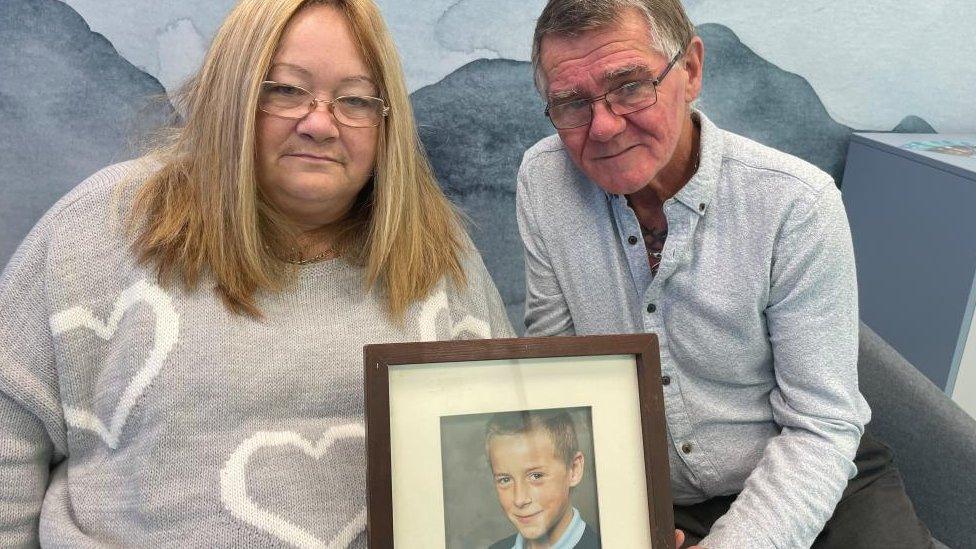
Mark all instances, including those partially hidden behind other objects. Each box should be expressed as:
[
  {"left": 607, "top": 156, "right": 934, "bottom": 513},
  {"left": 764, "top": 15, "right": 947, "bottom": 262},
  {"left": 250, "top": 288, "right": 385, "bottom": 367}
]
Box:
[{"left": 256, "top": 4, "right": 380, "bottom": 231}]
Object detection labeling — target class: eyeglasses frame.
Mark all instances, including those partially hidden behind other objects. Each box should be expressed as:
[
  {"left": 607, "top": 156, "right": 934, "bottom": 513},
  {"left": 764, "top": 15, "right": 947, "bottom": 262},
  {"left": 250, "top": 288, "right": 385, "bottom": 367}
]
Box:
[
  {"left": 544, "top": 48, "right": 685, "bottom": 130},
  {"left": 258, "top": 80, "right": 391, "bottom": 127}
]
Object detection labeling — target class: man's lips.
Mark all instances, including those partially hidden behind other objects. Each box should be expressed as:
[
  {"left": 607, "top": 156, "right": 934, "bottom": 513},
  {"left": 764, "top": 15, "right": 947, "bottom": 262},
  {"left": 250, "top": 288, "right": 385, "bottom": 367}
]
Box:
[{"left": 593, "top": 144, "right": 639, "bottom": 160}]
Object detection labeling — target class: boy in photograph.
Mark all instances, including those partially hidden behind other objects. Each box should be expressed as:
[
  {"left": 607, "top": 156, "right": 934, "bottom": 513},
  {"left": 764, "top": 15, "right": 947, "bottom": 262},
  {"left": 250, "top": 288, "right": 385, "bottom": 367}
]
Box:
[{"left": 485, "top": 410, "right": 600, "bottom": 549}]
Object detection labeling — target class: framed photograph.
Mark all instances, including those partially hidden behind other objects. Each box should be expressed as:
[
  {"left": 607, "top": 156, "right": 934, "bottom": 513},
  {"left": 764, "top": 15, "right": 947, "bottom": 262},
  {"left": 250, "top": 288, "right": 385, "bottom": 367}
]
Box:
[{"left": 364, "top": 334, "right": 673, "bottom": 549}]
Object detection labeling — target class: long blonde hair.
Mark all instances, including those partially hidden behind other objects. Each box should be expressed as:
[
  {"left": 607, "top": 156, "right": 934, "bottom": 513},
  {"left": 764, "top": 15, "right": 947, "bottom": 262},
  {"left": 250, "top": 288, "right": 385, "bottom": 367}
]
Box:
[{"left": 130, "top": 0, "right": 466, "bottom": 319}]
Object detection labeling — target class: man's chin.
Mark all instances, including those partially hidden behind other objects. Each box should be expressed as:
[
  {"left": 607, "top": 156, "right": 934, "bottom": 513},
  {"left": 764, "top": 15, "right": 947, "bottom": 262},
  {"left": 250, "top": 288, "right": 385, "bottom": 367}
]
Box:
[
  {"left": 591, "top": 177, "right": 648, "bottom": 195},
  {"left": 580, "top": 162, "right": 650, "bottom": 195}
]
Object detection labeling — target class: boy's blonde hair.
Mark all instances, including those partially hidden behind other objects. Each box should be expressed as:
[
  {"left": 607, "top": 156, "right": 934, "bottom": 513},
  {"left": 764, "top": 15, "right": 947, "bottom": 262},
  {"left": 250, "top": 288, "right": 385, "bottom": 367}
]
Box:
[{"left": 485, "top": 409, "right": 581, "bottom": 467}]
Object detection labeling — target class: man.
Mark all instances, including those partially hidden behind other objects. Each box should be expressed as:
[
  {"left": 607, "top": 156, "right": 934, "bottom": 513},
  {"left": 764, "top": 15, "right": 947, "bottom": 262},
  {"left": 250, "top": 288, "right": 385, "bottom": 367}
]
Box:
[{"left": 516, "top": 0, "right": 932, "bottom": 547}]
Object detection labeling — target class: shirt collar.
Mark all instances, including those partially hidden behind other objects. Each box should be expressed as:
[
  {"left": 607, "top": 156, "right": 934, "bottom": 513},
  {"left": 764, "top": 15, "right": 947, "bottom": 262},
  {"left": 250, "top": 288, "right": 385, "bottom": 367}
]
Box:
[
  {"left": 601, "top": 109, "right": 722, "bottom": 217},
  {"left": 512, "top": 507, "right": 586, "bottom": 549},
  {"left": 672, "top": 109, "right": 720, "bottom": 216}
]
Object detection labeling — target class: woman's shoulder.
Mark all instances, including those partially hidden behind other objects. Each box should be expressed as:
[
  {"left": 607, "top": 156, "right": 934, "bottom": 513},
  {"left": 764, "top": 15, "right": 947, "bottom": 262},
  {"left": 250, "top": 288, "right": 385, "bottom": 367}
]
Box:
[
  {"left": 444, "top": 234, "right": 516, "bottom": 338},
  {"left": 47, "top": 157, "right": 161, "bottom": 221},
  {"left": 450, "top": 231, "right": 498, "bottom": 296},
  {"left": 2, "top": 157, "right": 162, "bottom": 284},
  {"left": 26, "top": 157, "right": 161, "bottom": 248},
  {"left": 0, "top": 157, "right": 164, "bottom": 340}
]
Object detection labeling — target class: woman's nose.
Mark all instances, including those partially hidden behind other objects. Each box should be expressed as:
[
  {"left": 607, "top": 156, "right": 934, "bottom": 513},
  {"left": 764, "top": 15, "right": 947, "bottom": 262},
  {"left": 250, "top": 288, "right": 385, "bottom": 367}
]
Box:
[{"left": 296, "top": 101, "right": 341, "bottom": 142}]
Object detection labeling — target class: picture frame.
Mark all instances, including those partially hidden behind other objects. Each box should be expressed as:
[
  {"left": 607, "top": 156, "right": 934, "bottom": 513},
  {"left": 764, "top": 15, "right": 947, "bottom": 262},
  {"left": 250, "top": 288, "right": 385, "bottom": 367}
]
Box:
[{"left": 364, "top": 334, "right": 674, "bottom": 548}]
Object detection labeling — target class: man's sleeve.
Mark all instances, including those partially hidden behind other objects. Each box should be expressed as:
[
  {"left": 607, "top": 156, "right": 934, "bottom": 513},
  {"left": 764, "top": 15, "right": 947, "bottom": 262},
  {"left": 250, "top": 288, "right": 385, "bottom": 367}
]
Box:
[
  {"left": 0, "top": 216, "right": 67, "bottom": 546},
  {"left": 702, "top": 184, "right": 870, "bottom": 548},
  {"left": 515, "top": 158, "right": 575, "bottom": 337}
]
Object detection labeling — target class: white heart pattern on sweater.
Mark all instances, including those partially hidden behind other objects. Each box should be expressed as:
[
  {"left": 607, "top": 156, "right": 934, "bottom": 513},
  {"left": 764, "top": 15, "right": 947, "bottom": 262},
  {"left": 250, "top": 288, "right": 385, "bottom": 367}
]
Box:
[
  {"left": 417, "top": 281, "right": 491, "bottom": 341},
  {"left": 220, "top": 425, "right": 367, "bottom": 548},
  {"left": 49, "top": 279, "right": 179, "bottom": 449}
]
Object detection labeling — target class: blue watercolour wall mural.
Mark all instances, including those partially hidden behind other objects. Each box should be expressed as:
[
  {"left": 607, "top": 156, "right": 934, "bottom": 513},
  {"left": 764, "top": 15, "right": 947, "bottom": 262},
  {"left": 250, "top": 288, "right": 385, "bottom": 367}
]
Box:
[{"left": 2, "top": 0, "right": 974, "bottom": 327}]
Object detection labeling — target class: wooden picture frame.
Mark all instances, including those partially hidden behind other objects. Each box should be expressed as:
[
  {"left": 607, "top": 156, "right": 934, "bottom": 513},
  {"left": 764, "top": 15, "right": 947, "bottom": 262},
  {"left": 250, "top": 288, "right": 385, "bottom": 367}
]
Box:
[{"left": 364, "top": 334, "right": 673, "bottom": 548}]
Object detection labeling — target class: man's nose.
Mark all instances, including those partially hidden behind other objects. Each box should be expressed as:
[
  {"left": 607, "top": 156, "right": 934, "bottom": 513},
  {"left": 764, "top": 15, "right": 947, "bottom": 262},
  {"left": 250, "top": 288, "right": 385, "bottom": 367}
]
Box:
[{"left": 587, "top": 99, "right": 626, "bottom": 142}]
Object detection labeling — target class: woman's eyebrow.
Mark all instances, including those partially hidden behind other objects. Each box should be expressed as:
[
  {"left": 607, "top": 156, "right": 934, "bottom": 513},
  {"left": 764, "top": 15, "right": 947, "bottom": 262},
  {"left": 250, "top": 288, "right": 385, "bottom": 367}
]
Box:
[
  {"left": 268, "top": 62, "right": 313, "bottom": 77},
  {"left": 267, "top": 65, "right": 375, "bottom": 88},
  {"left": 340, "top": 75, "right": 377, "bottom": 86}
]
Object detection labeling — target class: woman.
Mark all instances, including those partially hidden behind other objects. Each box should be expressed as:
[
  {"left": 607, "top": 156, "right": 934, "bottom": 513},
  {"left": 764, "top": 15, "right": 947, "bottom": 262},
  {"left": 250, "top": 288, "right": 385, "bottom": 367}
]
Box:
[{"left": 0, "top": 0, "right": 512, "bottom": 545}]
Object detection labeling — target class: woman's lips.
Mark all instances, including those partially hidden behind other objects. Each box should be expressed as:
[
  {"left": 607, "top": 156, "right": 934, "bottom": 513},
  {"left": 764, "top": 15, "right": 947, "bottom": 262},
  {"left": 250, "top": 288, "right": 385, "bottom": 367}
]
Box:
[{"left": 285, "top": 153, "right": 341, "bottom": 163}]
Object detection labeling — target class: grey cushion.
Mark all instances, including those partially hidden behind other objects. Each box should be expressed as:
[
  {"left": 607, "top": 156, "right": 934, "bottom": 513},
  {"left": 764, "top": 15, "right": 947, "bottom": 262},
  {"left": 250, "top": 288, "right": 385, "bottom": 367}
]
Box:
[{"left": 858, "top": 323, "right": 976, "bottom": 548}]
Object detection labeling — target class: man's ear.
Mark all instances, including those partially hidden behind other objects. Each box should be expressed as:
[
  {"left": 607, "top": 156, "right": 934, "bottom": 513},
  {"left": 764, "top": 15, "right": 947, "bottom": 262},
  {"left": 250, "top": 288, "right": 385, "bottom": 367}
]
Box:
[
  {"left": 682, "top": 35, "right": 705, "bottom": 104},
  {"left": 568, "top": 451, "right": 585, "bottom": 488}
]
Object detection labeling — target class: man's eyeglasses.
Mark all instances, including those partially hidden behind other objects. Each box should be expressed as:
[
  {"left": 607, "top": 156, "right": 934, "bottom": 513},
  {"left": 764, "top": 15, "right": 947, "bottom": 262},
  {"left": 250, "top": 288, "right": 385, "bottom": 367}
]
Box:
[
  {"left": 258, "top": 81, "right": 390, "bottom": 128},
  {"left": 545, "top": 49, "right": 684, "bottom": 130}
]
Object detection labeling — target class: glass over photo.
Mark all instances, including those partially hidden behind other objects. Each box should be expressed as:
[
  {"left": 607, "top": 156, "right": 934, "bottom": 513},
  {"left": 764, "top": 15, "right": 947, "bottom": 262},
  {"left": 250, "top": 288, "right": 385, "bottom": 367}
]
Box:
[{"left": 440, "top": 406, "right": 602, "bottom": 549}]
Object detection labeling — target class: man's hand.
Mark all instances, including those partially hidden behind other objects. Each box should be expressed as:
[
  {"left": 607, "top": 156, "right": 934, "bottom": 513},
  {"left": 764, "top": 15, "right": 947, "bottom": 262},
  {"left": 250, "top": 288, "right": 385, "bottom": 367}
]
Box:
[{"left": 675, "top": 529, "right": 704, "bottom": 548}]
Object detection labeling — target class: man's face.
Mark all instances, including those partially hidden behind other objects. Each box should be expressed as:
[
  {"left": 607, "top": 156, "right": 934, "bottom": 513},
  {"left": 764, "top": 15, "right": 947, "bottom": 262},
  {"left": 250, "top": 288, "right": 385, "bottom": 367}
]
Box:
[
  {"left": 539, "top": 13, "right": 701, "bottom": 195},
  {"left": 488, "top": 430, "right": 584, "bottom": 543}
]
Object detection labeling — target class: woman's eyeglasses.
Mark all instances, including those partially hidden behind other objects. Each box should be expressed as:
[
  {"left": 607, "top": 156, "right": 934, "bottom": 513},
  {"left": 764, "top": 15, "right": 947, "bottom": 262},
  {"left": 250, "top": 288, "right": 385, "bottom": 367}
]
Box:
[{"left": 258, "top": 81, "right": 390, "bottom": 128}]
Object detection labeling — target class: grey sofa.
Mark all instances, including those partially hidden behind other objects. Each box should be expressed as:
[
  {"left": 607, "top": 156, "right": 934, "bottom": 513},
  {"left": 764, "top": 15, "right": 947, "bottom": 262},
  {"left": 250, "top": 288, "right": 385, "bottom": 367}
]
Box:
[{"left": 858, "top": 325, "right": 976, "bottom": 548}]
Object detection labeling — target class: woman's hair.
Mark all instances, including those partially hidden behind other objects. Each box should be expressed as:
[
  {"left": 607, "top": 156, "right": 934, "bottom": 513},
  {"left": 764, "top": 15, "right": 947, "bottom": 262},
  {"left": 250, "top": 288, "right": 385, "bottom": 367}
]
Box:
[{"left": 130, "top": 0, "right": 466, "bottom": 318}]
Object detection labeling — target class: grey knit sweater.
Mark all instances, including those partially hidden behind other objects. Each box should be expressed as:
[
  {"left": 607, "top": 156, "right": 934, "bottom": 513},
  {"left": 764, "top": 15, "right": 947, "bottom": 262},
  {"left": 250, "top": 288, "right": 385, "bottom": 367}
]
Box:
[{"left": 0, "top": 160, "right": 514, "bottom": 547}]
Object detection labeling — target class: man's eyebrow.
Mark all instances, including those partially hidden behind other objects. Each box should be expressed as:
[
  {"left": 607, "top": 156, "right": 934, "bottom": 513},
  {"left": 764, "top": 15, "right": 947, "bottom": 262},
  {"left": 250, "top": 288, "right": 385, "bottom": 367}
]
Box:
[
  {"left": 547, "top": 65, "right": 651, "bottom": 102},
  {"left": 604, "top": 64, "right": 650, "bottom": 81},
  {"left": 548, "top": 87, "right": 584, "bottom": 103}
]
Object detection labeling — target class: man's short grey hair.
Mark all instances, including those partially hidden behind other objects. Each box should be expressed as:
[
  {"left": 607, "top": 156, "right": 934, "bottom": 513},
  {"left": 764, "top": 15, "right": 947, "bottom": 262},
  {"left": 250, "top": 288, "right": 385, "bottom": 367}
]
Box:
[{"left": 531, "top": 0, "right": 697, "bottom": 94}]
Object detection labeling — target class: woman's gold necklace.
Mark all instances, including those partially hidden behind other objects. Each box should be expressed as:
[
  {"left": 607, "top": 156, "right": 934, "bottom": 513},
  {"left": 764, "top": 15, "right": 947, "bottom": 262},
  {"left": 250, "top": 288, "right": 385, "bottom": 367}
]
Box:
[{"left": 285, "top": 248, "right": 340, "bottom": 265}]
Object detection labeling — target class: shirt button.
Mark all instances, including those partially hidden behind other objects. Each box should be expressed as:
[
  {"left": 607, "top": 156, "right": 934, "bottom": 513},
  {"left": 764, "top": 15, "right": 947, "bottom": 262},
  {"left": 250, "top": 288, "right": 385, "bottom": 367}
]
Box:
[
  {"left": 647, "top": 303, "right": 656, "bottom": 313},
  {"left": 628, "top": 235, "right": 639, "bottom": 245},
  {"left": 661, "top": 375, "right": 671, "bottom": 386},
  {"left": 681, "top": 442, "right": 693, "bottom": 454}
]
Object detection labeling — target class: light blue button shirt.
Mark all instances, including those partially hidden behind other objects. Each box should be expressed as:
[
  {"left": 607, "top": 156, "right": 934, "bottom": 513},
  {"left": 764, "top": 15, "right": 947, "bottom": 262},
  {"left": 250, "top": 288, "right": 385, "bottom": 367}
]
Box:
[
  {"left": 515, "top": 111, "right": 870, "bottom": 548},
  {"left": 511, "top": 507, "right": 586, "bottom": 549}
]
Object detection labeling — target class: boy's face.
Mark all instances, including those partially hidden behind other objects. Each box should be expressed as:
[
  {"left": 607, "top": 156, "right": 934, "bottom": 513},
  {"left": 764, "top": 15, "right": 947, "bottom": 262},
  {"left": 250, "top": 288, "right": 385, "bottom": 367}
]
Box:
[{"left": 488, "top": 429, "right": 584, "bottom": 543}]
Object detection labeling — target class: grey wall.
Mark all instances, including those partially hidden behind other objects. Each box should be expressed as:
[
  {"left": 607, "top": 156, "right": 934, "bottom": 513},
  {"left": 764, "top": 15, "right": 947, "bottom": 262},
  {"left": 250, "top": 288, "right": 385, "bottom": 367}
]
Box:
[{"left": 0, "top": 0, "right": 172, "bottom": 272}]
